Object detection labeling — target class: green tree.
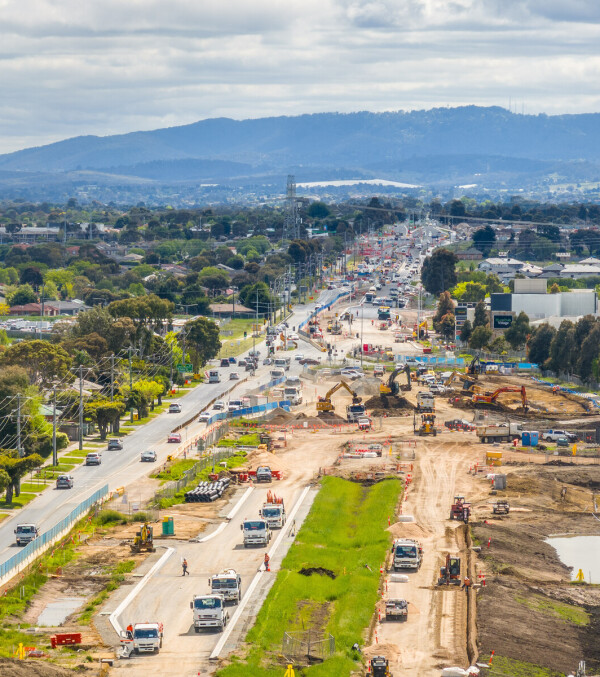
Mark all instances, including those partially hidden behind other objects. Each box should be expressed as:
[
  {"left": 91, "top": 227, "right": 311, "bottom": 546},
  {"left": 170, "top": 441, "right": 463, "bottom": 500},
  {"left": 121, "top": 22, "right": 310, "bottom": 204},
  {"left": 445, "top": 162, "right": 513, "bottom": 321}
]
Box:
[
  {"left": 182, "top": 317, "right": 221, "bottom": 369},
  {"left": 7, "top": 284, "right": 37, "bottom": 307},
  {"left": 0, "top": 468, "right": 10, "bottom": 495},
  {"left": 0, "top": 452, "right": 44, "bottom": 503},
  {"left": 473, "top": 301, "right": 488, "bottom": 328},
  {"left": 433, "top": 291, "right": 454, "bottom": 332},
  {"left": 472, "top": 225, "right": 496, "bottom": 256},
  {"left": 527, "top": 324, "right": 557, "bottom": 367},
  {"left": 439, "top": 313, "right": 455, "bottom": 340},
  {"left": 308, "top": 201, "right": 331, "bottom": 219},
  {"left": 577, "top": 325, "right": 600, "bottom": 381},
  {"left": 0, "top": 340, "right": 72, "bottom": 387},
  {"left": 85, "top": 399, "right": 126, "bottom": 440},
  {"left": 421, "top": 249, "right": 457, "bottom": 295},
  {"left": 469, "top": 325, "right": 492, "bottom": 350},
  {"left": 548, "top": 320, "right": 576, "bottom": 374},
  {"left": 504, "top": 311, "right": 531, "bottom": 350},
  {"left": 239, "top": 282, "right": 274, "bottom": 315},
  {"left": 459, "top": 319, "right": 472, "bottom": 344}
]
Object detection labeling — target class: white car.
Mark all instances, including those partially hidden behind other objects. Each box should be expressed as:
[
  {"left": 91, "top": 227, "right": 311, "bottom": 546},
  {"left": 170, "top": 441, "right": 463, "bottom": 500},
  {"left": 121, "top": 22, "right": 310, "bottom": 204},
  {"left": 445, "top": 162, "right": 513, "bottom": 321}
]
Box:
[
  {"left": 341, "top": 369, "right": 363, "bottom": 380},
  {"left": 230, "top": 371, "right": 240, "bottom": 380},
  {"left": 141, "top": 450, "right": 157, "bottom": 462},
  {"left": 295, "top": 353, "right": 304, "bottom": 361},
  {"left": 168, "top": 403, "right": 182, "bottom": 414},
  {"left": 213, "top": 400, "right": 225, "bottom": 411},
  {"left": 288, "top": 332, "right": 299, "bottom": 340},
  {"left": 198, "top": 411, "right": 211, "bottom": 422}
]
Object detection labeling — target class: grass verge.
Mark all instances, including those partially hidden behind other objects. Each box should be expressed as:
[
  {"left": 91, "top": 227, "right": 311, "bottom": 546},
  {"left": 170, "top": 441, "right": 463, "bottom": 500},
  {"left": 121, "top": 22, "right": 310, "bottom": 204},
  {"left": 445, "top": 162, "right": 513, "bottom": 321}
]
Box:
[
  {"left": 485, "top": 655, "right": 564, "bottom": 677},
  {"left": 0, "top": 493, "right": 37, "bottom": 510},
  {"left": 216, "top": 476, "right": 401, "bottom": 677},
  {"left": 78, "top": 560, "right": 136, "bottom": 625},
  {"left": 514, "top": 594, "right": 590, "bottom": 626},
  {"left": 152, "top": 459, "right": 198, "bottom": 483}
]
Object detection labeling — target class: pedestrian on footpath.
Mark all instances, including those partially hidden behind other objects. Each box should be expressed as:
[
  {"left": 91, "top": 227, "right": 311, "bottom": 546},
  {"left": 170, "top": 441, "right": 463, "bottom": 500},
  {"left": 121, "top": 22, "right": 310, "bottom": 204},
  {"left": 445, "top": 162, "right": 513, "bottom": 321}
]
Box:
[{"left": 182, "top": 558, "right": 189, "bottom": 576}]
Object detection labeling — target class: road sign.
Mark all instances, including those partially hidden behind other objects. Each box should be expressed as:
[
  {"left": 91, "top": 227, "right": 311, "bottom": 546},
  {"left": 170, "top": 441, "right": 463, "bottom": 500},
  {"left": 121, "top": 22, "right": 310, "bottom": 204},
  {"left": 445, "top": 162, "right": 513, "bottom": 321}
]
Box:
[{"left": 177, "top": 363, "right": 193, "bottom": 372}]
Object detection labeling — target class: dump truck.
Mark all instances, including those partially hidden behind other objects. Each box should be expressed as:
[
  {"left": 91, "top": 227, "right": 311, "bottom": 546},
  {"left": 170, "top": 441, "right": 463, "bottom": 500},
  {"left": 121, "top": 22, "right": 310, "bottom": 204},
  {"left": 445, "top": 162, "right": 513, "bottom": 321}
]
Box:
[
  {"left": 241, "top": 518, "right": 271, "bottom": 547},
  {"left": 391, "top": 538, "right": 423, "bottom": 570},
  {"left": 346, "top": 402, "right": 367, "bottom": 422},
  {"left": 416, "top": 391, "right": 435, "bottom": 413},
  {"left": 259, "top": 493, "right": 286, "bottom": 529},
  {"left": 385, "top": 599, "right": 408, "bottom": 621},
  {"left": 476, "top": 423, "right": 522, "bottom": 443},
  {"left": 190, "top": 594, "right": 229, "bottom": 632},
  {"left": 209, "top": 569, "right": 242, "bottom": 604},
  {"left": 284, "top": 386, "right": 303, "bottom": 405}
]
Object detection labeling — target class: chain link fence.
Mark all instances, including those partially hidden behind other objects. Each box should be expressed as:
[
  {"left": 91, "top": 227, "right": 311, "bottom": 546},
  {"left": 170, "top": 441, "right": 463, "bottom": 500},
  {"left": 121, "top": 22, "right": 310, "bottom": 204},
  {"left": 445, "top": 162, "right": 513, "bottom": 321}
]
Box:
[{"left": 282, "top": 630, "right": 335, "bottom": 664}]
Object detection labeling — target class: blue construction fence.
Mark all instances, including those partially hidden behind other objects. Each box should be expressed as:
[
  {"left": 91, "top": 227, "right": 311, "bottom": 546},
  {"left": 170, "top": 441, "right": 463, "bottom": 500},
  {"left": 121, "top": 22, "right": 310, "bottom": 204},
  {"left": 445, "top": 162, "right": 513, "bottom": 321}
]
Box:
[
  {"left": 395, "top": 355, "right": 539, "bottom": 370},
  {"left": 206, "top": 399, "right": 292, "bottom": 426},
  {"left": 299, "top": 291, "right": 351, "bottom": 331},
  {"left": 530, "top": 377, "right": 600, "bottom": 409},
  {"left": 0, "top": 484, "right": 109, "bottom": 584}
]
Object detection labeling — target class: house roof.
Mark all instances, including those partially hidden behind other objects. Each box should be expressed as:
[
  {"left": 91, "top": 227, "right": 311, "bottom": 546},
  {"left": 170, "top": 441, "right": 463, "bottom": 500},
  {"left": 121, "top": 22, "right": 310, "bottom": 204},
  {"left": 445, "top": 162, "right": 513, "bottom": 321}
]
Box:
[
  {"left": 209, "top": 303, "right": 254, "bottom": 314},
  {"left": 579, "top": 257, "right": 600, "bottom": 265},
  {"left": 561, "top": 265, "right": 600, "bottom": 274}
]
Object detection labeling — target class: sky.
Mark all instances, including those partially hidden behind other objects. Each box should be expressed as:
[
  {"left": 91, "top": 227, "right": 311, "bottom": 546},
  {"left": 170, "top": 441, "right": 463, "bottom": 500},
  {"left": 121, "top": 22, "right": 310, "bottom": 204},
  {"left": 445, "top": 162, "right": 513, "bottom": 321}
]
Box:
[{"left": 1, "top": 0, "right": 600, "bottom": 153}]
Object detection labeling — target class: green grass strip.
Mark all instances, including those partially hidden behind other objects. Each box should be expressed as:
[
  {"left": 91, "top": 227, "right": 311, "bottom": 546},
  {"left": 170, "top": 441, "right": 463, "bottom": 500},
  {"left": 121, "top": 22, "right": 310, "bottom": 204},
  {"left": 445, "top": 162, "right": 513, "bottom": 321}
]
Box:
[
  {"left": 482, "top": 655, "right": 564, "bottom": 677},
  {"left": 217, "top": 476, "right": 401, "bottom": 677}
]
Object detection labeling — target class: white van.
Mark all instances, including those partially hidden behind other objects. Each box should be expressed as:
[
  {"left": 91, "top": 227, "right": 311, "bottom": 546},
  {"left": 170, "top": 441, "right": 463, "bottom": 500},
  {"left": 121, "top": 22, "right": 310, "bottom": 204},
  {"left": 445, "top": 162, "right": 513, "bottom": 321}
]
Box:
[
  {"left": 208, "top": 370, "right": 220, "bottom": 383},
  {"left": 270, "top": 369, "right": 285, "bottom": 380}
]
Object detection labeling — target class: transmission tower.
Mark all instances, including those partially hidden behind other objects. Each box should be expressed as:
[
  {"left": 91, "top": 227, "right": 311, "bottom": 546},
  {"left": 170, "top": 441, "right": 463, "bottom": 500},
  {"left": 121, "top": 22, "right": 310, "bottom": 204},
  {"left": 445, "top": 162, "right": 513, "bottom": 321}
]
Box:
[{"left": 283, "top": 174, "right": 298, "bottom": 240}]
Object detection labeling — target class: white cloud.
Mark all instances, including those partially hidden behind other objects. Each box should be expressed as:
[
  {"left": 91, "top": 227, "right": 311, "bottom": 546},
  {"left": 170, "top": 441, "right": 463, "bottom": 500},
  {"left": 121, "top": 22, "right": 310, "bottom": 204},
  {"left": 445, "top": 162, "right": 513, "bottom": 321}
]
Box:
[{"left": 0, "top": 0, "right": 599, "bottom": 152}]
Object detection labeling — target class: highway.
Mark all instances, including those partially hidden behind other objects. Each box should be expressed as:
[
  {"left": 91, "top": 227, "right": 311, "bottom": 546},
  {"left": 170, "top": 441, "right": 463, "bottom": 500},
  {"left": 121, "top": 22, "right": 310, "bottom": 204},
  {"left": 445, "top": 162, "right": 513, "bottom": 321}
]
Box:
[{"left": 0, "top": 289, "right": 340, "bottom": 567}]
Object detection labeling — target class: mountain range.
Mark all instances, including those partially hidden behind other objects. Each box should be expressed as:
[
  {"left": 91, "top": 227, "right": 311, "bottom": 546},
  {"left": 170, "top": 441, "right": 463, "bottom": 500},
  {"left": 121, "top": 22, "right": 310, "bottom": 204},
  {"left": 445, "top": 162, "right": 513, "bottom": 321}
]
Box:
[{"left": 1, "top": 106, "right": 600, "bottom": 202}]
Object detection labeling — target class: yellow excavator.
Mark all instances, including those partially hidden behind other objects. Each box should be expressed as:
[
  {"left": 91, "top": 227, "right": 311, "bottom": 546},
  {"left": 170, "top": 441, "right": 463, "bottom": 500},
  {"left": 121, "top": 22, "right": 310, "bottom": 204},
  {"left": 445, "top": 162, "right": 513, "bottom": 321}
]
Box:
[
  {"left": 316, "top": 380, "right": 362, "bottom": 414},
  {"left": 130, "top": 522, "right": 156, "bottom": 553},
  {"left": 446, "top": 370, "right": 479, "bottom": 393},
  {"left": 414, "top": 412, "right": 437, "bottom": 436},
  {"left": 380, "top": 365, "right": 411, "bottom": 396},
  {"left": 412, "top": 320, "right": 428, "bottom": 339}
]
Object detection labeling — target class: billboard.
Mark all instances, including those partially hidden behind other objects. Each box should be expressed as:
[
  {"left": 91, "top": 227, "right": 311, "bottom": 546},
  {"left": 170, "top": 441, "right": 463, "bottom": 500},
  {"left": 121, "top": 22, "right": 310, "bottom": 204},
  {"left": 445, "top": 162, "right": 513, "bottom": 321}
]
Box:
[{"left": 493, "top": 314, "right": 513, "bottom": 329}]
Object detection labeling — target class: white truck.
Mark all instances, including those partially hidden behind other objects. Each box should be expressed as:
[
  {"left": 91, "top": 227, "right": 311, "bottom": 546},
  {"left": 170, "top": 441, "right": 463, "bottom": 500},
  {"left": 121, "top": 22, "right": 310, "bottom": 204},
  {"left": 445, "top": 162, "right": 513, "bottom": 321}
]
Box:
[
  {"left": 346, "top": 402, "right": 367, "bottom": 422},
  {"left": 190, "top": 594, "right": 229, "bottom": 632},
  {"left": 15, "top": 523, "right": 39, "bottom": 546},
  {"left": 208, "top": 370, "right": 221, "bottom": 384},
  {"left": 128, "top": 622, "right": 164, "bottom": 654},
  {"left": 259, "top": 498, "right": 286, "bottom": 529},
  {"left": 209, "top": 569, "right": 242, "bottom": 604},
  {"left": 284, "top": 386, "right": 303, "bottom": 405},
  {"left": 476, "top": 423, "right": 522, "bottom": 443},
  {"left": 416, "top": 391, "right": 435, "bottom": 413},
  {"left": 241, "top": 518, "right": 271, "bottom": 547},
  {"left": 391, "top": 538, "right": 423, "bottom": 570},
  {"left": 543, "top": 429, "right": 577, "bottom": 443}
]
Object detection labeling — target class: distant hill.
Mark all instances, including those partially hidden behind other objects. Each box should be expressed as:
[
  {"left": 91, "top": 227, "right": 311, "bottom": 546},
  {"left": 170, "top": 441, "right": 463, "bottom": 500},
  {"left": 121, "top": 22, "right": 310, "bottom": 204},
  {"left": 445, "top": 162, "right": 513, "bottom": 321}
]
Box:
[{"left": 2, "top": 106, "right": 600, "bottom": 200}]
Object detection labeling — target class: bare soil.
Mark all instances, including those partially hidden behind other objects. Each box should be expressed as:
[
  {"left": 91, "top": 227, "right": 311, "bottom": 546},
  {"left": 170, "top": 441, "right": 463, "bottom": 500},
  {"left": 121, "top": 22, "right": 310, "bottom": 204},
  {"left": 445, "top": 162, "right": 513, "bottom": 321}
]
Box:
[{"left": 0, "top": 659, "right": 77, "bottom": 677}]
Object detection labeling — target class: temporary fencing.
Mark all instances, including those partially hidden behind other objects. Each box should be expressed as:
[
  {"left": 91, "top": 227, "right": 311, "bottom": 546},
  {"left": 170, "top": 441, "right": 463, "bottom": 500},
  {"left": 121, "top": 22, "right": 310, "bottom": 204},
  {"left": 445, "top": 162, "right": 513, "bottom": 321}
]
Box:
[{"left": 0, "top": 484, "right": 109, "bottom": 587}]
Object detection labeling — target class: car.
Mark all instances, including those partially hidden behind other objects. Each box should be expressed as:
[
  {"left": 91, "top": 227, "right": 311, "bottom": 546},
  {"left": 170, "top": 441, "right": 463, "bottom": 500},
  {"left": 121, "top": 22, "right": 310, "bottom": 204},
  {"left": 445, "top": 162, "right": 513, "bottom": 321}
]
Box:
[
  {"left": 107, "top": 439, "right": 123, "bottom": 450},
  {"left": 288, "top": 332, "right": 299, "bottom": 340},
  {"left": 168, "top": 403, "right": 182, "bottom": 414},
  {"left": 213, "top": 400, "right": 225, "bottom": 411},
  {"left": 556, "top": 436, "right": 570, "bottom": 447},
  {"left": 245, "top": 362, "right": 254, "bottom": 371},
  {"left": 263, "top": 357, "right": 273, "bottom": 365},
  {"left": 220, "top": 358, "right": 230, "bottom": 367},
  {"left": 141, "top": 450, "right": 158, "bottom": 462},
  {"left": 168, "top": 433, "right": 182, "bottom": 443},
  {"left": 238, "top": 359, "right": 247, "bottom": 367},
  {"left": 230, "top": 371, "right": 240, "bottom": 380},
  {"left": 228, "top": 357, "right": 237, "bottom": 364},
  {"left": 198, "top": 411, "right": 211, "bottom": 422},
  {"left": 56, "top": 474, "right": 74, "bottom": 489},
  {"left": 85, "top": 452, "right": 102, "bottom": 466},
  {"left": 341, "top": 369, "right": 362, "bottom": 380},
  {"left": 299, "top": 358, "right": 320, "bottom": 366},
  {"left": 294, "top": 353, "right": 305, "bottom": 361}
]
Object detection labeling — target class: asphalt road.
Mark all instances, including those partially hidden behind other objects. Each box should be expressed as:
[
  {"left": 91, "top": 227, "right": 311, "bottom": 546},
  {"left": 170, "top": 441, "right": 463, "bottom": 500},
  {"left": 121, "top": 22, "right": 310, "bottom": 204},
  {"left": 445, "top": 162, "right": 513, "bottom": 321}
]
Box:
[{"left": 0, "top": 290, "right": 340, "bottom": 567}]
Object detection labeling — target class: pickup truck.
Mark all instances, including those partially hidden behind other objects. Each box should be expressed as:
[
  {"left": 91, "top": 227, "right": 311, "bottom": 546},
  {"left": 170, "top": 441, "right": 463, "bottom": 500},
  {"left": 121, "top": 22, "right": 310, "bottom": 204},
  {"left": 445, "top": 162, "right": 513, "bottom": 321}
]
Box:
[
  {"left": 255, "top": 466, "right": 272, "bottom": 483},
  {"left": 543, "top": 430, "right": 577, "bottom": 443}
]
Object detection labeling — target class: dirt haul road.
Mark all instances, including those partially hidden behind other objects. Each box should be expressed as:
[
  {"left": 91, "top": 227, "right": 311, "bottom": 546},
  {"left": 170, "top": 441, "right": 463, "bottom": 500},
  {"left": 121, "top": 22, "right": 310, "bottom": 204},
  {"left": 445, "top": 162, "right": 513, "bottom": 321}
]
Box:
[
  {"left": 101, "top": 432, "right": 341, "bottom": 677},
  {"left": 372, "top": 437, "right": 487, "bottom": 676}
]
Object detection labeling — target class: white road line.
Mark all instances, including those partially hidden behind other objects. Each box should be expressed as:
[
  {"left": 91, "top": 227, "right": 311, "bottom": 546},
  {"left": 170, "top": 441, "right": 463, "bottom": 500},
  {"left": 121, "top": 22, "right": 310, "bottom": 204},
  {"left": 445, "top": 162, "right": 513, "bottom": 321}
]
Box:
[
  {"left": 225, "top": 487, "right": 254, "bottom": 521},
  {"left": 197, "top": 522, "right": 227, "bottom": 543},
  {"left": 108, "top": 546, "right": 175, "bottom": 636},
  {"left": 209, "top": 484, "right": 312, "bottom": 661}
]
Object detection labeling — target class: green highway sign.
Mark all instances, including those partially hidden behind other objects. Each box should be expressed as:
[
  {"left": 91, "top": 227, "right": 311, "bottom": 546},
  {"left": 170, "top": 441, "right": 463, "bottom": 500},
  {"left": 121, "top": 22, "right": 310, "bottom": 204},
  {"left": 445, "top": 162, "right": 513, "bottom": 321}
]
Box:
[{"left": 177, "top": 363, "right": 193, "bottom": 372}]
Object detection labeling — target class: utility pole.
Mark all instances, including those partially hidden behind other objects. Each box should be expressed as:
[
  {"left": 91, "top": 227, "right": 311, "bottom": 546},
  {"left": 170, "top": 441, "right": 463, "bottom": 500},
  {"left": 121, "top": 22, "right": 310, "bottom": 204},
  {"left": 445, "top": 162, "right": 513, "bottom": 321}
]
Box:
[
  {"left": 128, "top": 346, "right": 134, "bottom": 423},
  {"left": 110, "top": 354, "right": 115, "bottom": 402},
  {"left": 52, "top": 388, "right": 57, "bottom": 466},
  {"left": 16, "top": 394, "right": 22, "bottom": 457},
  {"left": 78, "top": 365, "right": 84, "bottom": 450}
]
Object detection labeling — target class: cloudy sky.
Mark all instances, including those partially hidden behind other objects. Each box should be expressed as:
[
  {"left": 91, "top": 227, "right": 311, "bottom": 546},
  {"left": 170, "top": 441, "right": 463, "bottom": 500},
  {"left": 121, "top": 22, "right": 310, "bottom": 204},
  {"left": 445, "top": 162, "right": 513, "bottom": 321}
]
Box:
[{"left": 1, "top": 0, "right": 600, "bottom": 153}]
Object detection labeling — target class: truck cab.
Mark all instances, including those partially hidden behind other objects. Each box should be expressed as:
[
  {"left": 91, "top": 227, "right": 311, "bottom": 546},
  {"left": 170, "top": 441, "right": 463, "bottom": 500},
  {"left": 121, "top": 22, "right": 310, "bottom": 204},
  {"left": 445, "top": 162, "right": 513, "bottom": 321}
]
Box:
[
  {"left": 209, "top": 569, "right": 242, "bottom": 604},
  {"left": 346, "top": 402, "right": 366, "bottom": 422},
  {"left": 274, "top": 357, "right": 289, "bottom": 371},
  {"left": 15, "top": 523, "right": 39, "bottom": 546},
  {"left": 260, "top": 500, "right": 286, "bottom": 529},
  {"left": 392, "top": 538, "right": 422, "bottom": 570},
  {"left": 130, "top": 622, "right": 163, "bottom": 653},
  {"left": 190, "top": 594, "right": 228, "bottom": 632},
  {"left": 416, "top": 391, "right": 435, "bottom": 413},
  {"left": 284, "top": 386, "right": 302, "bottom": 405},
  {"left": 241, "top": 518, "right": 271, "bottom": 547}
]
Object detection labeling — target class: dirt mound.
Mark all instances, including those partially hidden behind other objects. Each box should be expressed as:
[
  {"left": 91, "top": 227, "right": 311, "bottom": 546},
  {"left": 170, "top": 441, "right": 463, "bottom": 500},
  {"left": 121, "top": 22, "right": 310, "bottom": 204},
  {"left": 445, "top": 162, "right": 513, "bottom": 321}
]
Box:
[
  {"left": 299, "top": 566, "right": 337, "bottom": 579},
  {"left": 0, "top": 659, "right": 75, "bottom": 677},
  {"left": 353, "top": 377, "right": 382, "bottom": 396},
  {"left": 364, "top": 394, "right": 414, "bottom": 417},
  {"left": 387, "top": 522, "right": 427, "bottom": 540},
  {"left": 314, "top": 411, "right": 346, "bottom": 423},
  {"left": 264, "top": 407, "right": 295, "bottom": 423}
]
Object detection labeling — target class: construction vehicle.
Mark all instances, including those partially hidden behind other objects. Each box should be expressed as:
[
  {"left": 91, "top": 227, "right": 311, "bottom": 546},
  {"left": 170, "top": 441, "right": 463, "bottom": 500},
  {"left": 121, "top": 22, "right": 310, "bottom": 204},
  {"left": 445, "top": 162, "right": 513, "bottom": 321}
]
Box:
[
  {"left": 412, "top": 319, "right": 428, "bottom": 339},
  {"left": 190, "top": 594, "right": 229, "bottom": 632},
  {"left": 414, "top": 412, "right": 437, "bottom": 436},
  {"left": 385, "top": 599, "right": 408, "bottom": 621},
  {"left": 391, "top": 538, "right": 423, "bottom": 570},
  {"left": 476, "top": 423, "right": 522, "bottom": 443},
  {"left": 467, "top": 355, "right": 483, "bottom": 375},
  {"left": 209, "top": 569, "right": 242, "bottom": 603},
  {"left": 492, "top": 500, "right": 510, "bottom": 515},
  {"left": 130, "top": 522, "right": 155, "bottom": 553},
  {"left": 472, "top": 386, "right": 528, "bottom": 411},
  {"left": 330, "top": 322, "right": 342, "bottom": 335},
  {"left": 241, "top": 518, "right": 271, "bottom": 547},
  {"left": 446, "top": 370, "right": 479, "bottom": 393},
  {"left": 260, "top": 492, "right": 286, "bottom": 528},
  {"left": 450, "top": 495, "right": 471, "bottom": 523},
  {"left": 437, "top": 553, "right": 462, "bottom": 586},
  {"left": 369, "top": 656, "right": 392, "bottom": 677},
  {"left": 380, "top": 365, "right": 411, "bottom": 396},
  {"left": 316, "top": 380, "right": 362, "bottom": 415},
  {"left": 416, "top": 391, "right": 435, "bottom": 412}
]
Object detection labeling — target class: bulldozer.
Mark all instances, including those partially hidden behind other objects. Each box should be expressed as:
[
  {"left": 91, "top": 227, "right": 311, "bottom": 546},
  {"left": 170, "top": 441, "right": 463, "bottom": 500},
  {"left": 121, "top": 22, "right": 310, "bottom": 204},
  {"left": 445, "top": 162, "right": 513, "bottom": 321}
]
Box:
[
  {"left": 368, "top": 656, "right": 392, "bottom": 677},
  {"left": 413, "top": 412, "right": 437, "bottom": 436},
  {"left": 380, "top": 365, "right": 411, "bottom": 396},
  {"left": 316, "top": 380, "right": 362, "bottom": 415},
  {"left": 450, "top": 495, "right": 471, "bottom": 523},
  {"left": 130, "top": 522, "right": 156, "bottom": 553},
  {"left": 437, "top": 553, "right": 462, "bottom": 586}
]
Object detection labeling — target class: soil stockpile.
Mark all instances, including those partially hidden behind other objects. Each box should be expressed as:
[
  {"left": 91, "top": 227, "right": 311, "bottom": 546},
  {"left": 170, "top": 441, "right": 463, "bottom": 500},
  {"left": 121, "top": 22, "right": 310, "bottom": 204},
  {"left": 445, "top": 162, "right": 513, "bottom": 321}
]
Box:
[
  {"left": 0, "top": 659, "right": 76, "bottom": 677},
  {"left": 364, "top": 394, "right": 414, "bottom": 417}
]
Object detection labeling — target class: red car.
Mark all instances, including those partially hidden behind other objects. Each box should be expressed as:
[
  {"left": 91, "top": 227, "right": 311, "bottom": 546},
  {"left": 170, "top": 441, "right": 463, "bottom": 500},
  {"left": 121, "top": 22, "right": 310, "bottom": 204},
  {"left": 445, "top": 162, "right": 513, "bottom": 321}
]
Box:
[{"left": 167, "top": 432, "right": 182, "bottom": 443}]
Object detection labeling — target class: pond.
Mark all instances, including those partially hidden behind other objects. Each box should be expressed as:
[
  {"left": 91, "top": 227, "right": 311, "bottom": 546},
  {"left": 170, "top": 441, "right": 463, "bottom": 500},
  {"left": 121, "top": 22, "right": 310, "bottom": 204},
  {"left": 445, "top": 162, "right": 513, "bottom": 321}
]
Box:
[{"left": 546, "top": 535, "right": 600, "bottom": 583}]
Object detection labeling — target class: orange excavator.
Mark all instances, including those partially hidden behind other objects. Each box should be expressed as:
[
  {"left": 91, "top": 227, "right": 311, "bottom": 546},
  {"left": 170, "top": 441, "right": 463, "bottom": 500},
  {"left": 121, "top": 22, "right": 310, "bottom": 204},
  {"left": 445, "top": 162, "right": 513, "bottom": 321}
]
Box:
[{"left": 472, "top": 386, "right": 528, "bottom": 411}]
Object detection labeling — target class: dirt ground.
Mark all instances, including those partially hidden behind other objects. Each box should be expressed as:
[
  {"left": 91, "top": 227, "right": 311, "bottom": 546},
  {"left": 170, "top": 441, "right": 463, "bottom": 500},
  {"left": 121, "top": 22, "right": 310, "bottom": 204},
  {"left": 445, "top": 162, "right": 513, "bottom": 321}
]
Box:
[{"left": 0, "top": 659, "right": 76, "bottom": 677}]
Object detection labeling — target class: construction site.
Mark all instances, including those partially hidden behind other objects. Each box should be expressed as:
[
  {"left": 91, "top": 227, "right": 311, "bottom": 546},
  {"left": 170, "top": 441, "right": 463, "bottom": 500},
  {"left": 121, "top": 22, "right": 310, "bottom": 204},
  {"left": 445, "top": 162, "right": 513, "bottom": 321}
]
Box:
[{"left": 1, "top": 294, "right": 600, "bottom": 677}]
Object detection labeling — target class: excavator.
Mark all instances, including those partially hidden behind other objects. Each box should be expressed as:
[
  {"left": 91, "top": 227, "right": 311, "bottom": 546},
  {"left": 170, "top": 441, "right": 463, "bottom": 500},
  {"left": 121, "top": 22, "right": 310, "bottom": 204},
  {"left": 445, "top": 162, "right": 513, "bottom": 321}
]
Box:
[
  {"left": 437, "top": 553, "right": 462, "bottom": 586},
  {"left": 316, "top": 380, "right": 362, "bottom": 414},
  {"left": 380, "top": 365, "right": 411, "bottom": 396},
  {"left": 130, "top": 522, "right": 155, "bottom": 553},
  {"left": 472, "top": 386, "right": 528, "bottom": 411},
  {"left": 467, "top": 355, "right": 483, "bottom": 376},
  {"left": 446, "top": 370, "right": 479, "bottom": 394},
  {"left": 412, "top": 320, "right": 428, "bottom": 339}
]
